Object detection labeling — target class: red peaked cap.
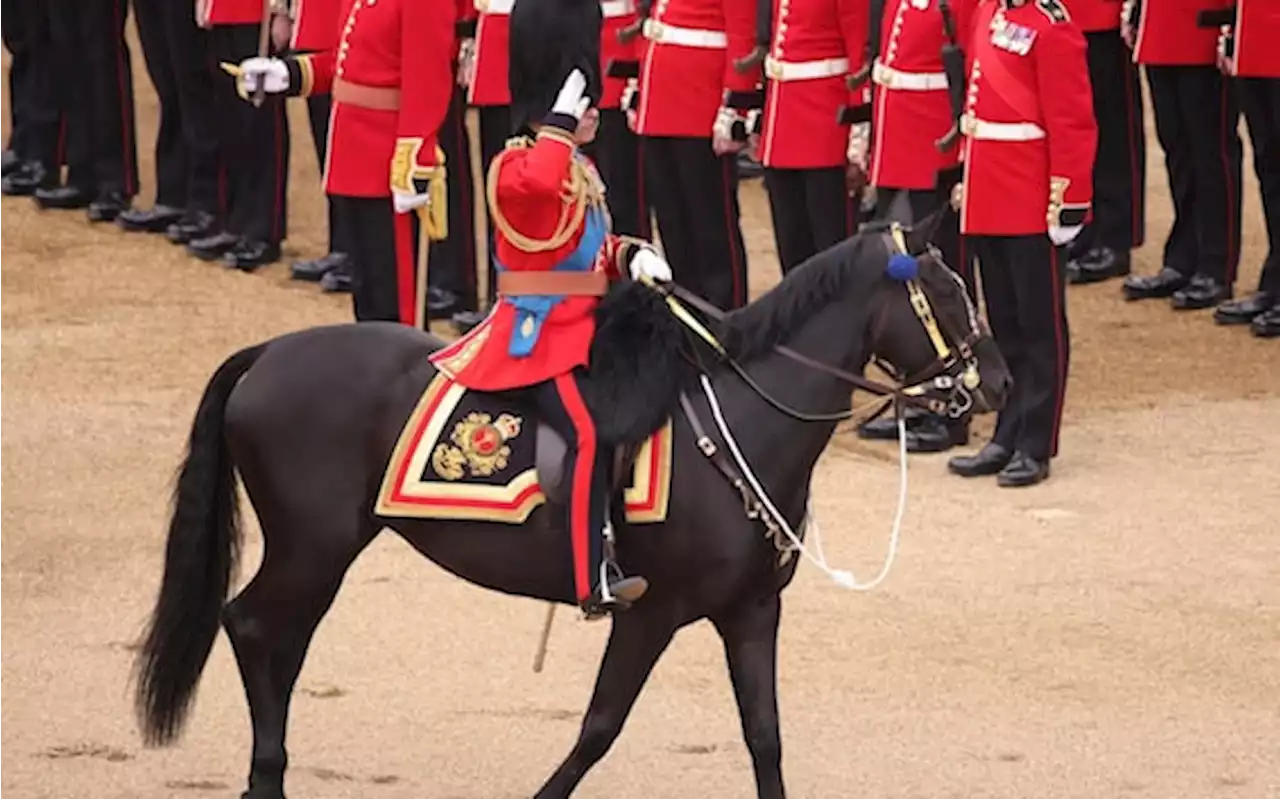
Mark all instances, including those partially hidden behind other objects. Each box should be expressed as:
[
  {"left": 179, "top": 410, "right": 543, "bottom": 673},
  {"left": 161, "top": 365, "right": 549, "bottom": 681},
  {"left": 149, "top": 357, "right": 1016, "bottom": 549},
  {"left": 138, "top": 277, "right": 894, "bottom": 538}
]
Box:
[{"left": 508, "top": 0, "right": 603, "bottom": 134}]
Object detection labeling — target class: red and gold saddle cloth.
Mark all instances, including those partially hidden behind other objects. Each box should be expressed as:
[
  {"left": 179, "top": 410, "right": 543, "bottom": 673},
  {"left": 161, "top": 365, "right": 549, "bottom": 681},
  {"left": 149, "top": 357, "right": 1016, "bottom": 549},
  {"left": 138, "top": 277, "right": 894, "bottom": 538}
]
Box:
[{"left": 375, "top": 373, "right": 673, "bottom": 524}]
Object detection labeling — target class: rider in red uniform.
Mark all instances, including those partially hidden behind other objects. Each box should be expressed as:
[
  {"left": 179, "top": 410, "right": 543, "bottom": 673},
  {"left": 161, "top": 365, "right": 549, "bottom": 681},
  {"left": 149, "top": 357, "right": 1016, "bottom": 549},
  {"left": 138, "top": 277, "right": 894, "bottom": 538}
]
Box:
[{"left": 431, "top": 0, "right": 673, "bottom": 617}]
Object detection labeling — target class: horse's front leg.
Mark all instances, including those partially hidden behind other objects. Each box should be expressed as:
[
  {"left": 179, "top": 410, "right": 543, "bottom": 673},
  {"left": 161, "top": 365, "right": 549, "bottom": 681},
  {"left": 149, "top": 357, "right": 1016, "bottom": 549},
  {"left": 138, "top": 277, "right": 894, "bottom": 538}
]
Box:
[
  {"left": 712, "top": 593, "right": 785, "bottom": 799},
  {"left": 533, "top": 604, "right": 678, "bottom": 799}
]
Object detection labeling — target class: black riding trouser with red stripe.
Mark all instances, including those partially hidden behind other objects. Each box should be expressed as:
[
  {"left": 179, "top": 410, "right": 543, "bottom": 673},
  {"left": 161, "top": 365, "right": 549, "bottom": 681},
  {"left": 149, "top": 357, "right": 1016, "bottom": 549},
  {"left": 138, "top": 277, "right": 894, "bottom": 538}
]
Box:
[
  {"left": 45, "top": 0, "right": 138, "bottom": 196},
  {"left": 971, "top": 234, "right": 1070, "bottom": 462},
  {"left": 514, "top": 373, "right": 608, "bottom": 604},
  {"left": 764, "top": 166, "right": 858, "bottom": 275}
]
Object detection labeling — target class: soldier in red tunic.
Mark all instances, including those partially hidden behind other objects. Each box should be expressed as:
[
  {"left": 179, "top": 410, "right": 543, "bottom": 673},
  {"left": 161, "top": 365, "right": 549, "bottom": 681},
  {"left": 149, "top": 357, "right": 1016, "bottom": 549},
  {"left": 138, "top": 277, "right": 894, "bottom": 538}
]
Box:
[
  {"left": 1210, "top": 0, "right": 1280, "bottom": 338},
  {"left": 431, "top": 0, "right": 673, "bottom": 616},
  {"left": 853, "top": 0, "right": 977, "bottom": 455},
  {"left": 946, "top": 0, "right": 1096, "bottom": 488},
  {"left": 630, "top": 0, "right": 757, "bottom": 309},
  {"left": 1120, "top": 0, "right": 1242, "bottom": 309},
  {"left": 194, "top": 0, "right": 290, "bottom": 270},
  {"left": 1061, "top": 0, "right": 1145, "bottom": 285},
  {"left": 233, "top": 0, "right": 454, "bottom": 324},
  {"left": 284, "top": 0, "right": 356, "bottom": 291},
  {"left": 753, "top": 0, "right": 866, "bottom": 273}
]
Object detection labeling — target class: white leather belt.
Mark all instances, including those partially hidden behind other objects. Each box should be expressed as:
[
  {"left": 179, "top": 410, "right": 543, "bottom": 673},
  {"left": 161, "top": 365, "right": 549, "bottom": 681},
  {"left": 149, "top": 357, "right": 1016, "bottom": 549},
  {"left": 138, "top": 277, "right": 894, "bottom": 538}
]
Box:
[
  {"left": 765, "top": 56, "right": 849, "bottom": 82},
  {"left": 642, "top": 19, "right": 728, "bottom": 49},
  {"left": 873, "top": 62, "right": 948, "bottom": 91},
  {"left": 601, "top": 0, "right": 634, "bottom": 18},
  {"left": 961, "top": 114, "right": 1046, "bottom": 141},
  {"left": 475, "top": 0, "right": 513, "bottom": 15}
]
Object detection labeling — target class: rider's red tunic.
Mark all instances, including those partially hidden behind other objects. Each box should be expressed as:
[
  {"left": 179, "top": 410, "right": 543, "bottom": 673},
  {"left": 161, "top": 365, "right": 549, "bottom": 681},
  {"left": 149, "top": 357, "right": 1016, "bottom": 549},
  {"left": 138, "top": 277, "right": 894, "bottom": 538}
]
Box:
[{"left": 430, "top": 128, "right": 634, "bottom": 391}]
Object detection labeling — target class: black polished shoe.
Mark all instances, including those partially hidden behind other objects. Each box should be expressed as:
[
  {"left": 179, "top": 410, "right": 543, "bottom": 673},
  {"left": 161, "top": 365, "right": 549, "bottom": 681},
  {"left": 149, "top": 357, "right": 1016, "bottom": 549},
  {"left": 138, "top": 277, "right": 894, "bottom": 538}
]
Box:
[
  {"left": 580, "top": 575, "right": 649, "bottom": 620},
  {"left": 1213, "top": 291, "right": 1275, "bottom": 325},
  {"left": 1122, "top": 267, "right": 1189, "bottom": 301},
  {"left": 1068, "top": 247, "right": 1131, "bottom": 285},
  {"left": 906, "top": 416, "right": 970, "bottom": 453},
  {"left": 1171, "top": 274, "right": 1231, "bottom": 310},
  {"left": 186, "top": 231, "right": 242, "bottom": 261},
  {"left": 320, "top": 267, "right": 353, "bottom": 293},
  {"left": 166, "top": 211, "right": 219, "bottom": 244},
  {"left": 737, "top": 151, "right": 764, "bottom": 180},
  {"left": 87, "top": 191, "right": 131, "bottom": 223},
  {"left": 2, "top": 149, "right": 19, "bottom": 176},
  {"left": 857, "top": 406, "right": 927, "bottom": 441},
  {"left": 0, "top": 161, "right": 53, "bottom": 196},
  {"left": 427, "top": 287, "right": 466, "bottom": 320},
  {"left": 222, "top": 239, "right": 281, "bottom": 271},
  {"left": 947, "top": 442, "right": 1012, "bottom": 477},
  {"left": 33, "top": 184, "right": 93, "bottom": 210},
  {"left": 291, "top": 251, "right": 349, "bottom": 281},
  {"left": 452, "top": 308, "right": 490, "bottom": 335},
  {"left": 1251, "top": 305, "right": 1280, "bottom": 338},
  {"left": 118, "top": 204, "right": 185, "bottom": 233},
  {"left": 996, "top": 451, "right": 1051, "bottom": 488}
]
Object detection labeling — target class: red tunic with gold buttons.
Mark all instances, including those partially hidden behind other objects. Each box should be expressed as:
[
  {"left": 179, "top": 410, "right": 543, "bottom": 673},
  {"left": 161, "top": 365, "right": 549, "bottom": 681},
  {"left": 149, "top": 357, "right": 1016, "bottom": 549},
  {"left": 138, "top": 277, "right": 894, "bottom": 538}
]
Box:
[
  {"left": 430, "top": 130, "right": 636, "bottom": 391},
  {"left": 1061, "top": 0, "right": 1120, "bottom": 32},
  {"left": 958, "top": 0, "right": 1096, "bottom": 235},
  {"left": 1131, "top": 0, "right": 1231, "bottom": 65},
  {"left": 1222, "top": 0, "right": 1280, "bottom": 77},
  {"left": 292, "top": 0, "right": 346, "bottom": 50},
  {"left": 289, "top": 0, "right": 454, "bottom": 197},
  {"left": 634, "top": 0, "right": 759, "bottom": 137},
  {"left": 198, "top": 0, "right": 264, "bottom": 26},
  {"left": 601, "top": 0, "right": 642, "bottom": 109},
  {"left": 867, "top": 0, "right": 976, "bottom": 189},
  {"left": 469, "top": 0, "right": 512, "bottom": 106},
  {"left": 756, "top": 0, "right": 866, "bottom": 169}
]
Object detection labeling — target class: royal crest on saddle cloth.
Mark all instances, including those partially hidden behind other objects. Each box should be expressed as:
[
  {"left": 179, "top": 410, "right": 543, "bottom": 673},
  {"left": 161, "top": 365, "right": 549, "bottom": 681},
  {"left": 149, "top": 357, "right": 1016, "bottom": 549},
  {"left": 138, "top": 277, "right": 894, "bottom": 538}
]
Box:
[{"left": 376, "top": 373, "right": 673, "bottom": 524}]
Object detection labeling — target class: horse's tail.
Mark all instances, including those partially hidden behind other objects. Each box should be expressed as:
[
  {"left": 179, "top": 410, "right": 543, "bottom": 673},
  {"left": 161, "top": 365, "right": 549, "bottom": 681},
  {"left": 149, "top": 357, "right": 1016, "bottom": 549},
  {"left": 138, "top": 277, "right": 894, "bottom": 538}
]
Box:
[{"left": 134, "top": 343, "right": 267, "bottom": 746}]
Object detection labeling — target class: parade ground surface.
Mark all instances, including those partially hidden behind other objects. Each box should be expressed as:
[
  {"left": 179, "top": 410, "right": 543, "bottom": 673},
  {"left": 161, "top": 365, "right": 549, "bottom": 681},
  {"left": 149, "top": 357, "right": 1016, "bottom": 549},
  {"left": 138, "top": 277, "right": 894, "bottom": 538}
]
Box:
[{"left": 3, "top": 49, "right": 1280, "bottom": 799}]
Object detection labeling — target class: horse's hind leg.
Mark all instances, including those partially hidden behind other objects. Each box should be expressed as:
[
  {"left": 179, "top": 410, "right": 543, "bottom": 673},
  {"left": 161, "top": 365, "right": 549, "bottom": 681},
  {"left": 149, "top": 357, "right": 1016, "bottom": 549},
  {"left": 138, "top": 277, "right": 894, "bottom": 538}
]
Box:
[
  {"left": 222, "top": 521, "right": 373, "bottom": 799},
  {"left": 533, "top": 606, "right": 678, "bottom": 798},
  {"left": 711, "top": 594, "right": 785, "bottom": 799}
]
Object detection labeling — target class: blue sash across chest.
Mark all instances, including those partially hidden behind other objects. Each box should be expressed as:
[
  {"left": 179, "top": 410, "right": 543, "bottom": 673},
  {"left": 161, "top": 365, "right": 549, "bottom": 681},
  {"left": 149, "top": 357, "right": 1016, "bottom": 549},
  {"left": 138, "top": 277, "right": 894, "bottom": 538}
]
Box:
[{"left": 498, "top": 206, "right": 608, "bottom": 358}]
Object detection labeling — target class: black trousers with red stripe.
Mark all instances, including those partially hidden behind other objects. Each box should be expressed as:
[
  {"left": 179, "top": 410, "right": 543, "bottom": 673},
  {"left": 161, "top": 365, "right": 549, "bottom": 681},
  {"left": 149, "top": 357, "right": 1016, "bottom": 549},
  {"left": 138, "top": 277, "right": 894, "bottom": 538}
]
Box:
[
  {"left": 1077, "top": 29, "right": 1146, "bottom": 255},
  {"left": 330, "top": 195, "right": 416, "bottom": 322},
  {"left": 303, "top": 93, "right": 343, "bottom": 255},
  {"left": 643, "top": 136, "right": 749, "bottom": 309},
  {"left": 513, "top": 373, "right": 609, "bottom": 604},
  {"left": 133, "top": 0, "right": 221, "bottom": 212},
  {"left": 477, "top": 104, "right": 512, "bottom": 307},
  {"left": 1240, "top": 77, "right": 1280, "bottom": 296},
  {"left": 586, "top": 108, "right": 652, "bottom": 239},
  {"left": 2, "top": 0, "right": 63, "bottom": 170},
  {"left": 763, "top": 166, "right": 858, "bottom": 274},
  {"left": 972, "top": 234, "right": 1070, "bottom": 462},
  {"left": 44, "top": 0, "right": 138, "bottom": 196},
  {"left": 207, "top": 23, "right": 289, "bottom": 245},
  {"left": 870, "top": 187, "right": 974, "bottom": 300},
  {"left": 427, "top": 87, "right": 480, "bottom": 311},
  {"left": 1145, "top": 64, "right": 1242, "bottom": 284}
]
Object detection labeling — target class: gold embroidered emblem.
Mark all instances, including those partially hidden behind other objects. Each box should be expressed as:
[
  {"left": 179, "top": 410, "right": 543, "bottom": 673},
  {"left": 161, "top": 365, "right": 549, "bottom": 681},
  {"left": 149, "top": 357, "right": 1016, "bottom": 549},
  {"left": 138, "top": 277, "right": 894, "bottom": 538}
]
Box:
[{"left": 430, "top": 412, "right": 523, "bottom": 480}]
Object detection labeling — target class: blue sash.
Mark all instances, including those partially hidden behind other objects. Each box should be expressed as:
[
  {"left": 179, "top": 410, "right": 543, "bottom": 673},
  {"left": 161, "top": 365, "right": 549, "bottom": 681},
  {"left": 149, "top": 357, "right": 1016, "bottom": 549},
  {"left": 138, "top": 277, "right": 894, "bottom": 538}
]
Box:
[{"left": 499, "top": 206, "right": 608, "bottom": 358}]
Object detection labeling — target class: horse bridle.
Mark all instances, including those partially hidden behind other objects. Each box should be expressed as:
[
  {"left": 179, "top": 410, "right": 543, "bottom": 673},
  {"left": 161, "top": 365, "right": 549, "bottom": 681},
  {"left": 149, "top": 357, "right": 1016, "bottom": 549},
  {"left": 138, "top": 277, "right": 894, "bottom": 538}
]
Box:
[{"left": 658, "top": 227, "right": 986, "bottom": 424}]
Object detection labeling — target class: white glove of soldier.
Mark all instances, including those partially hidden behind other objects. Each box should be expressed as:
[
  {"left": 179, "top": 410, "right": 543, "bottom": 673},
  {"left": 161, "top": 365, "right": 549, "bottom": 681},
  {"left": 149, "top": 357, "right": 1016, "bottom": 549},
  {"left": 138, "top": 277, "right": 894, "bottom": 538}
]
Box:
[
  {"left": 630, "top": 248, "right": 673, "bottom": 283},
  {"left": 457, "top": 38, "right": 476, "bottom": 89},
  {"left": 621, "top": 78, "right": 640, "bottom": 131},
  {"left": 1120, "top": 0, "right": 1136, "bottom": 48},
  {"left": 551, "top": 68, "right": 591, "bottom": 120},
  {"left": 846, "top": 122, "right": 870, "bottom": 171},
  {"left": 235, "top": 57, "right": 290, "bottom": 98},
  {"left": 1048, "top": 225, "right": 1082, "bottom": 247},
  {"left": 712, "top": 106, "right": 746, "bottom": 155}
]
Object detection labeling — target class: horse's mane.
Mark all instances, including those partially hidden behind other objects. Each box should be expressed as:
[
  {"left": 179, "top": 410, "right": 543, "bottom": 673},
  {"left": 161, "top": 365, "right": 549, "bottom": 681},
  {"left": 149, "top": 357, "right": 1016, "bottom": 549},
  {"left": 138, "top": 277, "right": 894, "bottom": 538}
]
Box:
[{"left": 719, "top": 233, "right": 885, "bottom": 361}]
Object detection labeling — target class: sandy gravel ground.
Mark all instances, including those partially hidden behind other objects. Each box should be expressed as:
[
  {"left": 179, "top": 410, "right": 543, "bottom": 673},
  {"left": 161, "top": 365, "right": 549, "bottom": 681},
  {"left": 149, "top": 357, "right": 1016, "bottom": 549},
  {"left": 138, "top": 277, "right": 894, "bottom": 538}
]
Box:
[{"left": 3, "top": 35, "right": 1279, "bottom": 799}]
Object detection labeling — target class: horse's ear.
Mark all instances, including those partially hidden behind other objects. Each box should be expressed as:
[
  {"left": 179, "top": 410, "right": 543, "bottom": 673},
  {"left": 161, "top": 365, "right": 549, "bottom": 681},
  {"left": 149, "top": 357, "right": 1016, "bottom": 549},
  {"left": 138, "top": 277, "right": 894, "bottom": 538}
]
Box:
[{"left": 904, "top": 209, "right": 946, "bottom": 255}]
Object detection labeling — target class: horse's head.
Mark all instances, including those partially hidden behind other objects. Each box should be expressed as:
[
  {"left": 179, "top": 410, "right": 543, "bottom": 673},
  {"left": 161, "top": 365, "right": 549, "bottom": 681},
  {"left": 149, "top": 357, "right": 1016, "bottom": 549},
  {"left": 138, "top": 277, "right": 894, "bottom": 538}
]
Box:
[{"left": 865, "top": 220, "right": 1011, "bottom": 421}]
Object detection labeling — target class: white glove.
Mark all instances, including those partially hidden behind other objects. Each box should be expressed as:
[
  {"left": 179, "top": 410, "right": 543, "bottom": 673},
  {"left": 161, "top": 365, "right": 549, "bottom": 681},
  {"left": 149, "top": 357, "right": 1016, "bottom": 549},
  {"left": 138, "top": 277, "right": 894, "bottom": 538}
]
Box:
[
  {"left": 629, "top": 248, "right": 673, "bottom": 283},
  {"left": 457, "top": 38, "right": 476, "bottom": 89},
  {"left": 1048, "top": 225, "right": 1082, "bottom": 246},
  {"left": 237, "top": 57, "right": 290, "bottom": 97},
  {"left": 393, "top": 189, "right": 430, "bottom": 214},
  {"left": 551, "top": 68, "right": 591, "bottom": 120},
  {"left": 1120, "top": 0, "right": 1136, "bottom": 48},
  {"left": 847, "top": 122, "right": 870, "bottom": 170}
]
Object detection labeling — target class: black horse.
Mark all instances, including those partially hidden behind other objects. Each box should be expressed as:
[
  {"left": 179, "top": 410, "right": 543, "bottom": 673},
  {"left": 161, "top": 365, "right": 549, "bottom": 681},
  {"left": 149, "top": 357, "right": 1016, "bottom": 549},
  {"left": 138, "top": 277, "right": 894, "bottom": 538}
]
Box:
[{"left": 133, "top": 225, "right": 1010, "bottom": 798}]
